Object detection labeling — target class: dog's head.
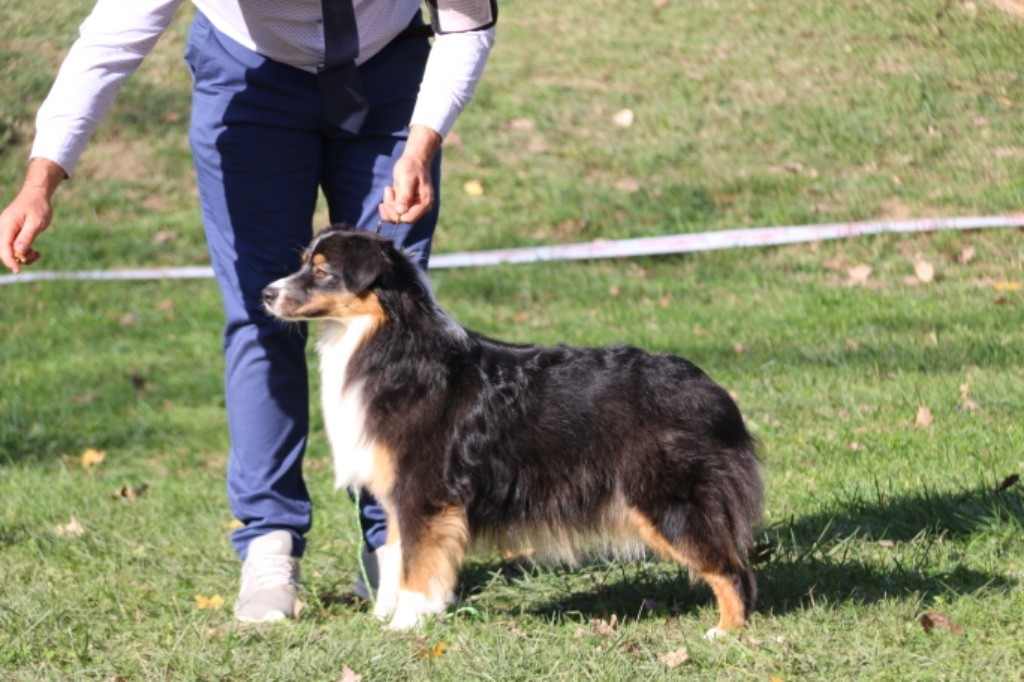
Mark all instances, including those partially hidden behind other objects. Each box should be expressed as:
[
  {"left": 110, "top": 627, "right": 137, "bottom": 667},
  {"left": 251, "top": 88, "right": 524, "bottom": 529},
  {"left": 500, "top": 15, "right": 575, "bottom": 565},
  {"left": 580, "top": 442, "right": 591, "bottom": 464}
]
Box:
[{"left": 262, "top": 226, "right": 396, "bottom": 322}]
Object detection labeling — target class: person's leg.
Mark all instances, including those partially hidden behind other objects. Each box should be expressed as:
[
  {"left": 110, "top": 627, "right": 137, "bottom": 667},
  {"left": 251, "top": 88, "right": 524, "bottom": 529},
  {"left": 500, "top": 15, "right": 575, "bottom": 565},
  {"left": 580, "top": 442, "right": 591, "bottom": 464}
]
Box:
[
  {"left": 187, "top": 11, "right": 326, "bottom": 562},
  {"left": 318, "top": 26, "right": 441, "bottom": 555}
]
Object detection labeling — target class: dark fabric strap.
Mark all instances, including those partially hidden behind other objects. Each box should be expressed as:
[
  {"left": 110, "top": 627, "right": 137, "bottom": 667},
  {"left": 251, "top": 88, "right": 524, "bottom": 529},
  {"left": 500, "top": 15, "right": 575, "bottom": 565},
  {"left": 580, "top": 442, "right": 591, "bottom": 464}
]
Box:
[
  {"left": 320, "top": 0, "right": 359, "bottom": 69},
  {"left": 318, "top": 0, "right": 368, "bottom": 133},
  {"left": 396, "top": 23, "right": 435, "bottom": 41}
]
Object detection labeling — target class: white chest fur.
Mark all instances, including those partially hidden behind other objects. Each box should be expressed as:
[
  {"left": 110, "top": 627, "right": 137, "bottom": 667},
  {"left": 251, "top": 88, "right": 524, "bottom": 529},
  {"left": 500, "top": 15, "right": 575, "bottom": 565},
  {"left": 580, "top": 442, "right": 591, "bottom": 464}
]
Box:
[{"left": 317, "top": 317, "right": 378, "bottom": 491}]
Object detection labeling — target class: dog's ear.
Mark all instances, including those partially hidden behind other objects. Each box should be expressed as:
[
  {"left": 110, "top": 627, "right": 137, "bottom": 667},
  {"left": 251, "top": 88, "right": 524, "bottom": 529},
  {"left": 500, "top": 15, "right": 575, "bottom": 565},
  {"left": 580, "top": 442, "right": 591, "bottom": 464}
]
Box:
[{"left": 341, "top": 237, "right": 388, "bottom": 293}]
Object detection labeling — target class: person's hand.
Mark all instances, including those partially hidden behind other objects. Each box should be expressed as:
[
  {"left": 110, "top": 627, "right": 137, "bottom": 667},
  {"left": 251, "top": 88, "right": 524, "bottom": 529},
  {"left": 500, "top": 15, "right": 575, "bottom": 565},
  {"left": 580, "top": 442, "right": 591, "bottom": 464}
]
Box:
[
  {"left": 378, "top": 124, "right": 443, "bottom": 224},
  {"left": 1, "top": 158, "right": 66, "bottom": 274}
]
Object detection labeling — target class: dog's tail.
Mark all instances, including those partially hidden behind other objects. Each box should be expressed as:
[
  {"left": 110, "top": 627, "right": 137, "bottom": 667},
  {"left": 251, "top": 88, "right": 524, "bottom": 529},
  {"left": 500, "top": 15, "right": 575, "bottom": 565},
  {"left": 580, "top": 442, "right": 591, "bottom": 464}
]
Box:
[
  {"left": 637, "top": 378, "right": 764, "bottom": 623},
  {"left": 724, "top": 434, "right": 763, "bottom": 562}
]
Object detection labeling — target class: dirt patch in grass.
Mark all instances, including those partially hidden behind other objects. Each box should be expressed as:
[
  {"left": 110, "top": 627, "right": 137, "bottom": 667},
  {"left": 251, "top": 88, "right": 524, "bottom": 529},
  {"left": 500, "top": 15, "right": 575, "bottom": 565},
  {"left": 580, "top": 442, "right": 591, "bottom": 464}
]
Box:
[
  {"left": 75, "top": 138, "right": 158, "bottom": 181},
  {"left": 987, "top": 0, "right": 1024, "bottom": 18}
]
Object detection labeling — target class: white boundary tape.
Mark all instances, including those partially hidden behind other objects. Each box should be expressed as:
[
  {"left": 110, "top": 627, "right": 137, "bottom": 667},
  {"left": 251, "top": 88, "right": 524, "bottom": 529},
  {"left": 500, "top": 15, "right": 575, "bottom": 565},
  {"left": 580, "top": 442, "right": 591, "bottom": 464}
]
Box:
[{"left": 1, "top": 214, "right": 1021, "bottom": 286}]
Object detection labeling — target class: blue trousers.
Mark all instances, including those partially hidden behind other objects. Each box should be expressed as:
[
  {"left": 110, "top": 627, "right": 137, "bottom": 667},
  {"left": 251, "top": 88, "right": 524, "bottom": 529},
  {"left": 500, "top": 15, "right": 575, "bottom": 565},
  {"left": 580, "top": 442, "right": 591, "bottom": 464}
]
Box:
[{"left": 185, "top": 11, "right": 440, "bottom": 560}]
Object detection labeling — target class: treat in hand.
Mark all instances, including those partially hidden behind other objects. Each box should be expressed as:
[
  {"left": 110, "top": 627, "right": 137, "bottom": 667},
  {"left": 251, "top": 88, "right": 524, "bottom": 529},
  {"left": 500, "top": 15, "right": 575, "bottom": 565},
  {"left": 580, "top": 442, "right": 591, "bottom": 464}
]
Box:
[{"left": 14, "top": 249, "right": 41, "bottom": 265}]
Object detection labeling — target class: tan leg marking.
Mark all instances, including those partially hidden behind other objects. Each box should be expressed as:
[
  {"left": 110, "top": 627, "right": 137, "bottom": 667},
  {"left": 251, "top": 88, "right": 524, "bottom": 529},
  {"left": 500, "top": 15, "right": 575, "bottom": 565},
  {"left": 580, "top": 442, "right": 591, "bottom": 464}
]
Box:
[
  {"left": 627, "top": 507, "right": 747, "bottom": 632},
  {"left": 365, "top": 443, "right": 396, "bottom": 501},
  {"left": 402, "top": 506, "right": 470, "bottom": 602}
]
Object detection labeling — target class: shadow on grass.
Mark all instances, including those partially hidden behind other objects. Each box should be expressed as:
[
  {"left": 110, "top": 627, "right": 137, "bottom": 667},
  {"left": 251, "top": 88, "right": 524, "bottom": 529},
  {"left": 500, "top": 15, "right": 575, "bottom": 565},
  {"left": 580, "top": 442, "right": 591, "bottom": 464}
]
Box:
[
  {"left": 455, "top": 481, "right": 1022, "bottom": 623},
  {"left": 754, "top": 479, "right": 1023, "bottom": 616}
]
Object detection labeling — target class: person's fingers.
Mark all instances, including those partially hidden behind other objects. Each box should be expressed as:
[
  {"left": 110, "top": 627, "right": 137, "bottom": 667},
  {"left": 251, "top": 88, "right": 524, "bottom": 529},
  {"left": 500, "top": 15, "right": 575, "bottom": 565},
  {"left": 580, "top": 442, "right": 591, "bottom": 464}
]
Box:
[
  {"left": 378, "top": 186, "right": 401, "bottom": 222},
  {"left": 379, "top": 157, "right": 436, "bottom": 224},
  {"left": 377, "top": 201, "right": 400, "bottom": 223},
  {"left": 391, "top": 182, "right": 410, "bottom": 217},
  {"left": 1, "top": 200, "right": 51, "bottom": 273},
  {"left": 13, "top": 214, "right": 49, "bottom": 269},
  {"left": 0, "top": 208, "right": 26, "bottom": 273},
  {"left": 398, "top": 199, "right": 429, "bottom": 224},
  {"left": 13, "top": 217, "right": 46, "bottom": 258}
]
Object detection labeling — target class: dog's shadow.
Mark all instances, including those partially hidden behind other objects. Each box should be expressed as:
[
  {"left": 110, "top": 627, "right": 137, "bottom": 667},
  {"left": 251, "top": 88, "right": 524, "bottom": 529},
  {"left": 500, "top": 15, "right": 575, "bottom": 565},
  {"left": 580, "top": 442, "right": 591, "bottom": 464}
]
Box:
[{"left": 455, "top": 480, "right": 1023, "bottom": 623}]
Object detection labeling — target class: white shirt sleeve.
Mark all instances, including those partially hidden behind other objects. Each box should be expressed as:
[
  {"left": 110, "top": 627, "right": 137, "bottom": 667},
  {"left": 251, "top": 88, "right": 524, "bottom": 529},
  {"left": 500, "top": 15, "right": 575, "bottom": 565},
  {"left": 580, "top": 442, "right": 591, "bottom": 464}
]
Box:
[
  {"left": 409, "top": 26, "right": 495, "bottom": 139},
  {"left": 30, "top": 0, "right": 184, "bottom": 176}
]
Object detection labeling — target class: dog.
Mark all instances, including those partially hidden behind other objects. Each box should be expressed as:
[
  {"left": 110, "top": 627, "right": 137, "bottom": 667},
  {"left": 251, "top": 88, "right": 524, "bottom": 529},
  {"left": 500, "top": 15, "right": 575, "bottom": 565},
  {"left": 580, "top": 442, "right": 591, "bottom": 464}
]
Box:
[{"left": 262, "top": 226, "right": 763, "bottom": 637}]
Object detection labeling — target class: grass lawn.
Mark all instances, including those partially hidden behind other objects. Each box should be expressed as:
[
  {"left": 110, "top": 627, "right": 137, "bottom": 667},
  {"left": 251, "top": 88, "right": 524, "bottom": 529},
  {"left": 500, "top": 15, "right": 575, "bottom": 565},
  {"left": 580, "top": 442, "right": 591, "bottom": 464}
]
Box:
[{"left": 2, "top": 1, "right": 1023, "bottom": 679}]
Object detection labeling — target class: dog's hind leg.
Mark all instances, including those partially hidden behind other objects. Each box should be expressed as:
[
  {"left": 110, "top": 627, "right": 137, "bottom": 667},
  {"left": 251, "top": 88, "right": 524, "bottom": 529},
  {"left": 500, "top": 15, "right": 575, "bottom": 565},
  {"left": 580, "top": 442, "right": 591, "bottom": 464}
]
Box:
[
  {"left": 388, "top": 506, "right": 469, "bottom": 630},
  {"left": 627, "top": 507, "right": 755, "bottom": 638}
]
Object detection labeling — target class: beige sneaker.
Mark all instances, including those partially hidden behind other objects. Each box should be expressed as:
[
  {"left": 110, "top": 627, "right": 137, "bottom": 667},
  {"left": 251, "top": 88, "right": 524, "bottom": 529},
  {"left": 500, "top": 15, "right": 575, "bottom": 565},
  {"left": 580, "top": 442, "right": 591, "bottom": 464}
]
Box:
[{"left": 233, "top": 530, "right": 300, "bottom": 622}]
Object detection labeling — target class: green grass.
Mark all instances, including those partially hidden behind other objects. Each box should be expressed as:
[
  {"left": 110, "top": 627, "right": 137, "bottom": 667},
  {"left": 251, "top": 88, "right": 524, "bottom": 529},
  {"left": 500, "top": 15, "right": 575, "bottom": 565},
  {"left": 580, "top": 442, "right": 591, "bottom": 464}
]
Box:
[{"left": 2, "top": 1, "right": 1023, "bottom": 679}]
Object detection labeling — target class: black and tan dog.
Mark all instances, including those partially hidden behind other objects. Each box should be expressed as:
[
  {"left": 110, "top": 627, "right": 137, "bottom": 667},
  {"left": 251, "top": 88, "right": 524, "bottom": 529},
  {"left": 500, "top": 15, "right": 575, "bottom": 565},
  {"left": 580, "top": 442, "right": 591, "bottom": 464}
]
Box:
[{"left": 262, "top": 226, "right": 763, "bottom": 637}]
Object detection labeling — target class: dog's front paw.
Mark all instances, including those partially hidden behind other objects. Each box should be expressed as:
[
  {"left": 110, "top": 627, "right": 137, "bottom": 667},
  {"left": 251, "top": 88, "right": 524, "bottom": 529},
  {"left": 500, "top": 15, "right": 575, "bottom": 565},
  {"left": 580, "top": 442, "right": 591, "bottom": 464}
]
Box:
[
  {"left": 386, "top": 590, "right": 445, "bottom": 631},
  {"left": 704, "top": 626, "right": 728, "bottom": 641},
  {"left": 372, "top": 587, "right": 399, "bottom": 620},
  {"left": 387, "top": 607, "right": 423, "bottom": 631}
]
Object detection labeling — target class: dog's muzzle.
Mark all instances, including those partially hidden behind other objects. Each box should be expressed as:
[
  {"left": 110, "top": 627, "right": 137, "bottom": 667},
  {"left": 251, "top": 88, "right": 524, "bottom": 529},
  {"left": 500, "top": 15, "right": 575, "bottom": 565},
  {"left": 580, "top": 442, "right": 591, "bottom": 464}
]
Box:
[
  {"left": 262, "top": 284, "right": 279, "bottom": 305},
  {"left": 262, "top": 283, "right": 284, "bottom": 314}
]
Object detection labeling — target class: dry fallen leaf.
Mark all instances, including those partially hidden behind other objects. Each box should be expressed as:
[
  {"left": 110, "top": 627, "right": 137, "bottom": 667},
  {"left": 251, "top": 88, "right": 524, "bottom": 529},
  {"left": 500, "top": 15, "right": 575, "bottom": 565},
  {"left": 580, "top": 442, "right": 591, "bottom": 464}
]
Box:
[
  {"left": 847, "top": 264, "right": 873, "bottom": 285},
  {"left": 505, "top": 117, "right": 534, "bottom": 132},
  {"left": 81, "top": 448, "right": 106, "bottom": 469},
  {"left": 500, "top": 619, "right": 529, "bottom": 638},
  {"left": 959, "top": 383, "right": 980, "bottom": 412},
  {"left": 113, "top": 483, "right": 149, "bottom": 501},
  {"left": 590, "top": 615, "right": 618, "bottom": 637},
  {"left": 915, "top": 406, "right": 934, "bottom": 427},
  {"left": 920, "top": 611, "right": 964, "bottom": 635},
  {"left": 54, "top": 517, "right": 85, "bottom": 538},
  {"left": 957, "top": 245, "right": 976, "bottom": 264},
  {"left": 914, "top": 260, "right": 935, "bottom": 283},
  {"left": 338, "top": 666, "right": 362, "bottom": 682},
  {"left": 659, "top": 646, "right": 690, "bottom": 668},
  {"left": 414, "top": 641, "right": 448, "bottom": 660},
  {"left": 612, "top": 108, "right": 635, "bottom": 128},
  {"left": 462, "top": 179, "right": 484, "bottom": 197},
  {"left": 769, "top": 161, "right": 804, "bottom": 174},
  {"left": 195, "top": 594, "right": 225, "bottom": 610}
]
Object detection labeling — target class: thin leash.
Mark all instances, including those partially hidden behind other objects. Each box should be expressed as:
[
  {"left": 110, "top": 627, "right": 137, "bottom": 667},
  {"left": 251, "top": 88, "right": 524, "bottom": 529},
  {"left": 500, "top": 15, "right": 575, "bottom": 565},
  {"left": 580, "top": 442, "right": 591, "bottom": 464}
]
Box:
[{"left": 375, "top": 219, "right": 399, "bottom": 238}]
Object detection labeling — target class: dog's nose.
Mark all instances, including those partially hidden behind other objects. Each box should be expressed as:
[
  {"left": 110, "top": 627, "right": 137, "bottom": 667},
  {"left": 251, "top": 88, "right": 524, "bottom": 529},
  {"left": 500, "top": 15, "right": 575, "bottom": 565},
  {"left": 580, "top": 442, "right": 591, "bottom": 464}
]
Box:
[{"left": 262, "top": 284, "right": 279, "bottom": 308}]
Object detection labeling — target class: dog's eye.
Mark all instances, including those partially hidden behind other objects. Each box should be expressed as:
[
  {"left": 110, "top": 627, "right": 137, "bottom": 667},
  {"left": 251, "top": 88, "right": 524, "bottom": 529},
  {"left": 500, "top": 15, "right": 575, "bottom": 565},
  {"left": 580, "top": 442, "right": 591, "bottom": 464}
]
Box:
[{"left": 313, "top": 264, "right": 332, "bottom": 281}]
